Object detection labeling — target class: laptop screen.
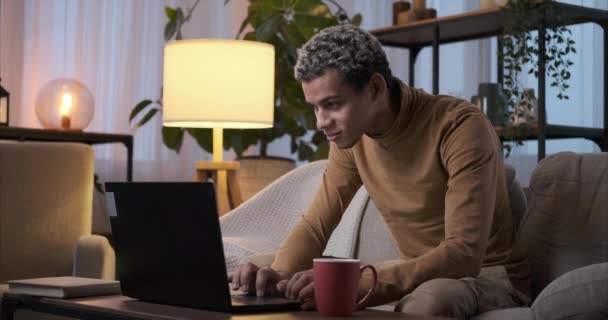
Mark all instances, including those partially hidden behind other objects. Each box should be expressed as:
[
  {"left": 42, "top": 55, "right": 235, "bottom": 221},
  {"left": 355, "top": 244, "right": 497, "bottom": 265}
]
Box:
[{"left": 105, "top": 182, "right": 232, "bottom": 311}]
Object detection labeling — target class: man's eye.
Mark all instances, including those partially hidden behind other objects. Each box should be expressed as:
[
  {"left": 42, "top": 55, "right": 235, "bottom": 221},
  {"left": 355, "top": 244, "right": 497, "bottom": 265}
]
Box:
[{"left": 326, "top": 102, "right": 337, "bottom": 109}]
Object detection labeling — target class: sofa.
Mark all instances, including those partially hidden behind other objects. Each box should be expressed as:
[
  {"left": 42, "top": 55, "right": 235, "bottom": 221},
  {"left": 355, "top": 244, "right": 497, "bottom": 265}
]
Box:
[
  {"left": 0, "top": 142, "right": 116, "bottom": 319},
  {"left": 228, "top": 152, "right": 607, "bottom": 319}
]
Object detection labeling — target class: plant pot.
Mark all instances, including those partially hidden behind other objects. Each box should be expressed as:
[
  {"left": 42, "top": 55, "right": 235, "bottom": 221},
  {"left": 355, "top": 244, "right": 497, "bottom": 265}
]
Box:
[{"left": 238, "top": 156, "right": 296, "bottom": 201}]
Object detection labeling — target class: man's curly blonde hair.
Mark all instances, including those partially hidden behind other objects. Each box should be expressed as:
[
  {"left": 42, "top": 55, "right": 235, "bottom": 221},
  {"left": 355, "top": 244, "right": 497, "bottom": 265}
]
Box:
[{"left": 294, "top": 24, "right": 394, "bottom": 90}]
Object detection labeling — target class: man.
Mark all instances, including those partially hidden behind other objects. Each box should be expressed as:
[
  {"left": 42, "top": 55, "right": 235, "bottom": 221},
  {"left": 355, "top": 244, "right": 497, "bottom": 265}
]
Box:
[{"left": 230, "top": 24, "right": 530, "bottom": 318}]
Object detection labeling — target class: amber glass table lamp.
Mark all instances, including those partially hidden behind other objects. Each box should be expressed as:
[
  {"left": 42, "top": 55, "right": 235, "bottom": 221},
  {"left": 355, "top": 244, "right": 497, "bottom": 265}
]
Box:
[{"left": 162, "top": 39, "right": 275, "bottom": 215}]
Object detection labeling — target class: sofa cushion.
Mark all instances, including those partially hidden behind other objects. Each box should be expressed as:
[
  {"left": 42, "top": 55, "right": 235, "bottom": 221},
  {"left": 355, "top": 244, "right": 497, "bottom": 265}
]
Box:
[
  {"left": 520, "top": 152, "right": 608, "bottom": 297},
  {"left": 532, "top": 262, "right": 608, "bottom": 320},
  {"left": 504, "top": 164, "right": 526, "bottom": 229},
  {"left": 471, "top": 307, "right": 534, "bottom": 320},
  {"left": 355, "top": 200, "right": 400, "bottom": 263}
]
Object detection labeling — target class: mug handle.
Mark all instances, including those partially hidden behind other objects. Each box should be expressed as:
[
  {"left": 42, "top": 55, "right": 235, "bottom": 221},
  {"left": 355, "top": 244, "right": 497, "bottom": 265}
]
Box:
[{"left": 356, "top": 264, "right": 378, "bottom": 309}]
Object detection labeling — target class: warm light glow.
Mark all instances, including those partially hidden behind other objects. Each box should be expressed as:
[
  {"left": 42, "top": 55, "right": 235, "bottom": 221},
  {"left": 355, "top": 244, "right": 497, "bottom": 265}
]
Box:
[
  {"left": 162, "top": 39, "right": 275, "bottom": 129},
  {"left": 60, "top": 93, "right": 73, "bottom": 116}
]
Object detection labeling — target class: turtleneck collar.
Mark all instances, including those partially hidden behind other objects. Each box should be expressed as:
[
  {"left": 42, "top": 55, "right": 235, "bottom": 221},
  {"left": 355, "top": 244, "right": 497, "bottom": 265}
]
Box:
[{"left": 366, "top": 80, "right": 416, "bottom": 148}]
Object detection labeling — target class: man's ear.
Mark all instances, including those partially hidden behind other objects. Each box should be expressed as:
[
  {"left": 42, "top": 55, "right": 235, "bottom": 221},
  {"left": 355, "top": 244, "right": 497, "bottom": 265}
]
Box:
[{"left": 369, "top": 73, "right": 387, "bottom": 102}]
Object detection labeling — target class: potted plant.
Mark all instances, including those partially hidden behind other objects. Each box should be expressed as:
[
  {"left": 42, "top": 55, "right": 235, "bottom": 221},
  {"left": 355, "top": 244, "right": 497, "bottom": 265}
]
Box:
[
  {"left": 498, "top": 0, "right": 575, "bottom": 155},
  {"left": 130, "top": 0, "right": 361, "bottom": 199}
]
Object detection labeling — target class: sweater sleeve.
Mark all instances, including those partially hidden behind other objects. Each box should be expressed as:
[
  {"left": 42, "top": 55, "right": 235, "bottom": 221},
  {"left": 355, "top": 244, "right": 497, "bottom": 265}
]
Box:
[
  {"left": 271, "top": 144, "right": 363, "bottom": 273},
  {"left": 360, "top": 111, "right": 502, "bottom": 306}
]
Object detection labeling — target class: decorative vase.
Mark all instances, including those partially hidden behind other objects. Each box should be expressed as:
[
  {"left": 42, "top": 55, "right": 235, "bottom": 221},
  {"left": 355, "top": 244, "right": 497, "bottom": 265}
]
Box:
[
  {"left": 478, "top": 82, "right": 509, "bottom": 126},
  {"left": 392, "top": 1, "right": 411, "bottom": 25},
  {"left": 238, "top": 156, "right": 296, "bottom": 201},
  {"left": 412, "top": 0, "right": 425, "bottom": 10},
  {"left": 35, "top": 78, "right": 94, "bottom": 131},
  {"left": 480, "top": 0, "right": 498, "bottom": 9},
  {"left": 511, "top": 88, "right": 539, "bottom": 126}
]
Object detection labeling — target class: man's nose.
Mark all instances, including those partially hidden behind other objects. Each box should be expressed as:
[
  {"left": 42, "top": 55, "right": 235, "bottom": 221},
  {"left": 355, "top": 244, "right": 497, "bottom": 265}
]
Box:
[{"left": 316, "top": 110, "right": 331, "bottom": 130}]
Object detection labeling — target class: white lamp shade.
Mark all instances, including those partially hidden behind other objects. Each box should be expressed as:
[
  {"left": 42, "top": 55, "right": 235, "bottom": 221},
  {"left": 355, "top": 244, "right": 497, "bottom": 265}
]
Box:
[{"left": 163, "top": 39, "right": 275, "bottom": 128}]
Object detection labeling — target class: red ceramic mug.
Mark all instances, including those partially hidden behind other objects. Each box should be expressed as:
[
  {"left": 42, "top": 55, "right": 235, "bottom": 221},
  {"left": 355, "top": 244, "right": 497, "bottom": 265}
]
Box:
[{"left": 313, "top": 258, "right": 378, "bottom": 316}]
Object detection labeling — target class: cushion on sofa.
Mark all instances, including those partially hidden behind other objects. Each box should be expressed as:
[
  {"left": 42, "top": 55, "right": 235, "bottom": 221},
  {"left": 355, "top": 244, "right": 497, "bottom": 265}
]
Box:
[
  {"left": 520, "top": 152, "right": 608, "bottom": 297},
  {"left": 532, "top": 262, "right": 608, "bottom": 320},
  {"left": 471, "top": 307, "right": 534, "bottom": 320},
  {"left": 504, "top": 164, "right": 527, "bottom": 229}
]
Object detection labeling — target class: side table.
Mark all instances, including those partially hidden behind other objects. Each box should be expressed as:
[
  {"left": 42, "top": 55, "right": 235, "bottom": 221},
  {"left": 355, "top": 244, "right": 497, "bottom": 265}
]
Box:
[
  {"left": 0, "top": 126, "right": 133, "bottom": 181},
  {"left": 195, "top": 161, "right": 243, "bottom": 215}
]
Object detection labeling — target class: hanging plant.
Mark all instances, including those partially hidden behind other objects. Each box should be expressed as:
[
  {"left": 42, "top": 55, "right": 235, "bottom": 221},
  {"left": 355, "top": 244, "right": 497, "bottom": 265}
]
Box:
[{"left": 499, "top": 0, "right": 576, "bottom": 156}]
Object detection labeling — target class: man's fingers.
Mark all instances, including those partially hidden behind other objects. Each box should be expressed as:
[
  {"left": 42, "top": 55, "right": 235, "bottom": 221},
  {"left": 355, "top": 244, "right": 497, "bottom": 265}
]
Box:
[
  {"left": 230, "top": 268, "right": 241, "bottom": 290},
  {"left": 276, "top": 279, "right": 288, "bottom": 294},
  {"left": 255, "top": 267, "right": 281, "bottom": 297},
  {"left": 297, "top": 282, "right": 315, "bottom": 303},
  {"left": 287, "top": 272, "right": 313, "bottom": 300},
  {"left": 239, "top": 263, "right": 258, "bottom": 293},
  {"left": 300, "top": 299, "right": 316, "bottom": 310},
  {"left": 298, "top": 283, "right": 316, "bottom": 310}
]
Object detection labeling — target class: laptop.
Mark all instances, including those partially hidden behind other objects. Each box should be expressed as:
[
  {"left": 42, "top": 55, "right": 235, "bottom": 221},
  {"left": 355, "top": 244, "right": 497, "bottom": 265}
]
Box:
[{"left": 105, "top": 182, "right": 299, "bottom": 313}]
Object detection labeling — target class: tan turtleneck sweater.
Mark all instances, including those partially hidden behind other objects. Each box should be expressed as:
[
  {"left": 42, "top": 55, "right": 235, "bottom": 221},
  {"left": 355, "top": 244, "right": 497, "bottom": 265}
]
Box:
[{"left": 271, "top": 81, "right": 529, "bottom": 306}]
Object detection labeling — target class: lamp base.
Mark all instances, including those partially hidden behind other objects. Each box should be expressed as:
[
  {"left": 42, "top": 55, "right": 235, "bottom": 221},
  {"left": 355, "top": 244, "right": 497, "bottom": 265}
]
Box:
[{"left": 195, "top": 161, "right": 242, "bottom": 215}]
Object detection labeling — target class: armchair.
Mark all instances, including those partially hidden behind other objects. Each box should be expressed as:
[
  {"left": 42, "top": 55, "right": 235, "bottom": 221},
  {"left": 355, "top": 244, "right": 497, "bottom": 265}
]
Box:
[
  {"left": 220, "top": 160, "right": 371, "bottom": 273},
  {"left": 474, "top": 152, "right": 608, "bottom": 319},
  {"left": 0, "top": 142, "right": 115, "bottom": 319}
]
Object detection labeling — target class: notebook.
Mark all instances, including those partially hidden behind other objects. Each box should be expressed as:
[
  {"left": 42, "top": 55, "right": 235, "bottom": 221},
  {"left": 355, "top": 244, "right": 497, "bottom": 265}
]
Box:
[
  {"left": 7, "top": 276, "right": 120, "bottom": 298},
  {"left": 105, "top": 182, "right": 299, "bottom": 313}
]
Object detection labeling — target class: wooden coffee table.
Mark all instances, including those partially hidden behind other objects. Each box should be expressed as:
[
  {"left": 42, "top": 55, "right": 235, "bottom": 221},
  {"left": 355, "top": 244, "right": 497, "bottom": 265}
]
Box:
[{"left": 1, "top": 293, "right": 453, "bottom": 320}]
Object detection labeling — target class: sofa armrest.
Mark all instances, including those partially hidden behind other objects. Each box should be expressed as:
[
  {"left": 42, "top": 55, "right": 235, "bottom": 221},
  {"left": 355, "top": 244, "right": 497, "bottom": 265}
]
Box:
[
  {"left": 531, "top": 262, "right": 608, "bottom": 320},
  {"left": 73, "top": 235, "right": 116, "bottom": 280},
  {"left": 238, "top": 253, "right": 276, "bottom": 268}
]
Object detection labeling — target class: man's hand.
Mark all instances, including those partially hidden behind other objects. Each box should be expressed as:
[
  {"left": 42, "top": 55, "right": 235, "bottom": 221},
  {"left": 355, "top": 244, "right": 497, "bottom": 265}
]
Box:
[
  {"left": 277, "top": 269, "right": 316, "bottom": 310},
  {"left": 276, "top": 269, "right": 375, "bottom": 310},
  {"left": 228, "top": 263, "right": 289, "bottom": 297}
]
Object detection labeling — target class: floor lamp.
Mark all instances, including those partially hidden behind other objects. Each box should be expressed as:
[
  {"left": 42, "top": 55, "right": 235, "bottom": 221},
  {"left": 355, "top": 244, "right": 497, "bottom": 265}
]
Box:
[{"left": 162, "top": 39, "right": 275, "bottom": 215}]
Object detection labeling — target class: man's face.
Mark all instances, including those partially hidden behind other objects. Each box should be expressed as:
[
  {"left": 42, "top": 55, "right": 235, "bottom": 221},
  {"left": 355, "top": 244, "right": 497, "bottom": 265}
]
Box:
[{"left": 302, "top": 69, "right": 374, "bottom": 149}]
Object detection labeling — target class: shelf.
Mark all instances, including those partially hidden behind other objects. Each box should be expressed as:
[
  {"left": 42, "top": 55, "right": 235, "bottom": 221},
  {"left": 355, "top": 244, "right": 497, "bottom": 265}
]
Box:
[
  {"left": 496, "top": 124, "right": 604, "bottom": 144},
  {"left": 369, "top": 2, "right": 608, "bottom": 160},
  {"left": 370, "top": 3, "right": 608, "bottom": 49},
  {"left": 0, "top": 126, "right": 134, "bottom": 181}
]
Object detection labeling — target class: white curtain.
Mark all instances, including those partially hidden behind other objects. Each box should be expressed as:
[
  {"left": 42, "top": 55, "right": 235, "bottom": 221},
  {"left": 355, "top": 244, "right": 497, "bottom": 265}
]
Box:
[
  {"left": 1, "top": 0, "right": 247, "bottom": 183},
  {"left": 1, "top": 0, "right": 605, "bottom": 186}
]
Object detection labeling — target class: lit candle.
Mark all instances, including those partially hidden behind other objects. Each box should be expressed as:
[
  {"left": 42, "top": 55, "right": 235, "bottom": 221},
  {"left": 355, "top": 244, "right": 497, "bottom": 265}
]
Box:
[{"left": 60, "top": 92, "right": 72, "bottom": 129}]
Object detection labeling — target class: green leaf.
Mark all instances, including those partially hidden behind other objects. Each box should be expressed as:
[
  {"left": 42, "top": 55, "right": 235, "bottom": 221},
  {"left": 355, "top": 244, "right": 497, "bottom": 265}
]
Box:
[
  {"left": 293, "top": 0, "right": 330, "bottom": 17},
  {"left": 230, "top": 134, "right": 245, "bottom": 156},
  {"left": 281, "top": 22, "right": 307, "bottom": 48},
  {"left": 186, "top": 128, "right": 213, "bottom": 153},
  {"left": 165, "top": 6, "right": 177, "bottom": 21},
  {"left": 297, "top": 142, "right": 314, "bottom": 161},
  {"left": 243, "top": 31, "right": 257, "bottom": 41},
  {"left": 135, "top": 108, "right": 160, "bottom": 128},
  {"left": 164, "top": 20, "right": 177, "bottom": 42},
  {"left": 162, "top": 126, "right": 185, "bottom": 153},
  {"left": 313, "top": 141, "right": 329, "bottom": 160},
  {"left": 351, "top": 14, "right": 362, "bottom": 26},
  {"left": 290, "top": 138, "right": 298, "bottom": 153},
  {"left": 311, "top": 130, "right": 326, "bottom": 145},
  {"left": 130, "top": 99, "right": 153, "bottom": 123},
  {"left": 175, "top": 8, "right": 185, "bottom": 23},
  {"left": 256, "top": 14, "right": 283, "bottom": 42},
  {"left": 237, "top": 15, "right": 251, "bottom": 39},
  {"left": 293, "top": 12, "right": 333, "bottom": 29}
]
